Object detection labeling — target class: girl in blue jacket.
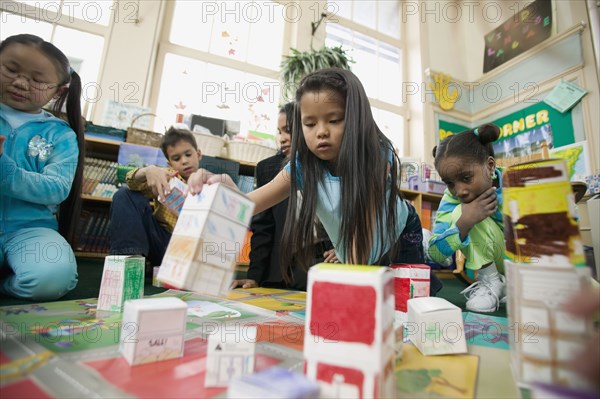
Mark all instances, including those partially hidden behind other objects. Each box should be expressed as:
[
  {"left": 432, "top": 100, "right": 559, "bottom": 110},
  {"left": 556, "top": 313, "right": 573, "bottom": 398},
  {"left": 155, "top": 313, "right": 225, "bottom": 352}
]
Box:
[{"left": 0, "top": 34, "right": 84, "bottom": 300}]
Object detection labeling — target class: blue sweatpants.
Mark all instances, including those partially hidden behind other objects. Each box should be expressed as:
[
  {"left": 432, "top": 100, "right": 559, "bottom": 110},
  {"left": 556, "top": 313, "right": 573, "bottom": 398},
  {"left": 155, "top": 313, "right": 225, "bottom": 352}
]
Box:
[{"left": 0, "top": 227, "right": 78, "bottom": 301}]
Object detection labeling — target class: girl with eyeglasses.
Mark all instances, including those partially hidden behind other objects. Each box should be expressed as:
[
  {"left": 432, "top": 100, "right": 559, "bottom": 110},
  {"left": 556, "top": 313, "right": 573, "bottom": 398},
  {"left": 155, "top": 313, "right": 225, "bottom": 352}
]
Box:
[{"left": 0, "top": 34, "right": 84, "bottom": 301}]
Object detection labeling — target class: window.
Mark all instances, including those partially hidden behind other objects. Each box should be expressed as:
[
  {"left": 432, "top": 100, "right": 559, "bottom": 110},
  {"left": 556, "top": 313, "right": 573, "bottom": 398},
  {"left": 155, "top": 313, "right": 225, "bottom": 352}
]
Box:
[
  {"left": 0, "top": 0, "right": 113, "bottom": 119},
  {"left": 326, "top": 0, "right": 404, "bottom": 152},
  {"left": 156, "top": 54, "right": 279, "bottom": 138},
  {"left": 154, "top": 0, "right": 287, "bottom": 138}
]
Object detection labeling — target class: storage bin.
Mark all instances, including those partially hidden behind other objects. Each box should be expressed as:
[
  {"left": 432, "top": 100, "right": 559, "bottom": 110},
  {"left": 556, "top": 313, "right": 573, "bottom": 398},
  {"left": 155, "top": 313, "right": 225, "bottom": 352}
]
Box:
[
  {"left": 126, "top": 113, "right": 166, "bottom": 148},
  {"left": 226, "top": 141, "right": 277, "bottom": 164},
  {"left": 192, "top": 131, "right": 227, "bottom": 157}
]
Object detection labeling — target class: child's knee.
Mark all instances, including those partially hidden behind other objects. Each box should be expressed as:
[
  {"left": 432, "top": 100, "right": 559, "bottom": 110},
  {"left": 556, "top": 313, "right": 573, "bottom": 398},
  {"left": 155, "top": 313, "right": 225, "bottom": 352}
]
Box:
[{"left": 17, "top": 263, "right": 77, "bottom": 301}]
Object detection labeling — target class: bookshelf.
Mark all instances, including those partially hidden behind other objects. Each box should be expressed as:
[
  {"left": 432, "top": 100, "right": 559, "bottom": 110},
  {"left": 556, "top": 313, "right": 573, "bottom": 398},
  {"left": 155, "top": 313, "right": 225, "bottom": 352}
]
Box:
[
  {"left": 76, "top": 136, "right": 260, "bottom": 259},
  {"left": 400, "top": 189, "right": 443, "bottom": 231}
]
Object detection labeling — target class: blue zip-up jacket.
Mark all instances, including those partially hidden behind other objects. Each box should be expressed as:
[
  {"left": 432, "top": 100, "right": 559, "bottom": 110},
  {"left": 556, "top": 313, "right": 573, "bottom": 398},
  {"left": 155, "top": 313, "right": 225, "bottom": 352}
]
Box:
[{"left": 0, "top": 108, "right": 78, "bottom": 235}]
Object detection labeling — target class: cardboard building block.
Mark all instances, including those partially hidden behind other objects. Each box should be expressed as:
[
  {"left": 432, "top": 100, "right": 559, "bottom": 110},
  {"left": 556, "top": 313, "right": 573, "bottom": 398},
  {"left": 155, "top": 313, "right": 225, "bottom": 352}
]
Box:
[
  {"left": 504, "top": 260, "right": 594, "bottom": 390},
  {"left": 406, "top": 297, "right": 467, "bottom": 356},
  {"left": 390, "top": 263, "right": 430, "bottom": 312},
  {"left": 162, "top": 178, "right": 187, "bottom": 216},
  {"left": 157, "top": 183, "right": 254, "bottom": 297},
  {"left": 304, "top": 264, "right": 395, "bottom": 398},
  {"left": 119, "top": 297, "right": 187, "bottom": 366},
  {"left": 205, "top": 326, "right": 257, "bottom": 387},
  {"left": 97, "top": 255, "right": 145, "bottom": 312}
]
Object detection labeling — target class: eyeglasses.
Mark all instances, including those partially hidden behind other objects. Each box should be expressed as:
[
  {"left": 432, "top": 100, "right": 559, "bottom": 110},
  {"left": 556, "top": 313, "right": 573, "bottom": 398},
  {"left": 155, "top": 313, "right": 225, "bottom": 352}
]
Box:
[{"left": 0, "top": 65, "right": 59, "bottom": 91}]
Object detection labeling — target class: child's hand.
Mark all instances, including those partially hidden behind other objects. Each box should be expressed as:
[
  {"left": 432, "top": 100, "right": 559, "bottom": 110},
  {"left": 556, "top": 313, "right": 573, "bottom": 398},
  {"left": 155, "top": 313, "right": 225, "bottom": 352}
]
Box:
[
  {"left": 144, "top": 166, "right": 176, "bottom": 200},
  {"left": 230, "top": 279, "right": 258, "bottom": 290},
  {"left": 323, "top": 249, "right": 339, "bottom": 263},
  {"left": 187, "top": 169, "right": 238, "bottom": 195},
  {"left": 457, "top": 187, "right": 497, "bottom": 238},
  {"left": 0, "top": 136, "right": 5, "bottom": 156}
]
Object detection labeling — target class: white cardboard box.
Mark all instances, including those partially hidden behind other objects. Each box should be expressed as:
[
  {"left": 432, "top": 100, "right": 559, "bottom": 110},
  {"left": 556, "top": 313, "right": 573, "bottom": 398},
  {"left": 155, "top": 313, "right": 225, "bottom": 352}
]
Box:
[
  {"left": 157, "top": 183, "right": 254, "bottom": 296},
  {"left": 119, "top": 297, "right": 187, "bottom": 366},
  {"left": 406, "top": 296, "right": 467, "bottom": 355},
  {"left": 304, "top": 264, "right": 396, "bottom": 398},
  {"left": 504, "top": 260, "right": 594, "bottom": 390},
  {"left": 97, "top": 255, "right": 145, "bottom": 312}
]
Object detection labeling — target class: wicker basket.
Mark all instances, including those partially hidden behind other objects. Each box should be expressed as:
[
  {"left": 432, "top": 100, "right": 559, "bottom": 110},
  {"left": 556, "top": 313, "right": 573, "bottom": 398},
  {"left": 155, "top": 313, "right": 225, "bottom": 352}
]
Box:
[
  {"left": 226, "top": 141, "right": 277, "bottom": 164},
  {"left": 193, "top": 131, "right": 227, "bottom": 157},
  {"left": 126, "top": 113, "right": 166, "bottom": 148}
]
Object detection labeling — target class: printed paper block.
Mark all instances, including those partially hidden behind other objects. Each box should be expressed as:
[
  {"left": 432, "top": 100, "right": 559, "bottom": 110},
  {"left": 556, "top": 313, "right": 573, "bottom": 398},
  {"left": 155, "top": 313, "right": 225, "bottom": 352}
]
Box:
[
  {"left": 227, "top": 367, "right": 320, "bottom": 398},
  {"left": 119, "top": 297, "right": 187, "bottom": 366},
  {"left": 183, "top": 182, "right": 254, "bottom": 225},
  {"left": 97, "top": 255, "right": 144, "bottom": 312},
  {"left": 406, "top": 297, "right": 467, "bottom": 356},
  {"left": 504, "top": 260, "right": 594, "bottom": 390},
  {"left": 205, "top": 326, "right": 257, "bottom": 387},
  {"left": 304, "top": 264, "right": 395, "bottom": 399},
  {"left": 163, "top": 178, "right": 187, "bottom": 216},
  {"left": 157, "top": 183, "right": 255, "bottom": 297},
  {"left": 502, "top": 159, "right": 585, "bottom": 267},
  {"left": 390, "top": 263, "right": 430, "bottom": 312}
]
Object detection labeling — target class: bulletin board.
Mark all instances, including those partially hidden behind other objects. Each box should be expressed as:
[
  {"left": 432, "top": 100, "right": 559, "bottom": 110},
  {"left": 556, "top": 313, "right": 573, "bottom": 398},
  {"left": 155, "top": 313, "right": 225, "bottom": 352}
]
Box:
[{"left": 483, "top": 0, "right": 554, "bottom": 73}]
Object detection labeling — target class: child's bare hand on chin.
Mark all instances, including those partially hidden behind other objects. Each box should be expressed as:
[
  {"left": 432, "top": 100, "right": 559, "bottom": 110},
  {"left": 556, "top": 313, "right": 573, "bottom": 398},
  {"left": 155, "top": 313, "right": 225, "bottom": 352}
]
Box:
[
  {"left": 186, "top": 169, "right": 238, "bottom": 195},
  {"left": 462, "top": 187, "right": 497, "bottom": 226}
]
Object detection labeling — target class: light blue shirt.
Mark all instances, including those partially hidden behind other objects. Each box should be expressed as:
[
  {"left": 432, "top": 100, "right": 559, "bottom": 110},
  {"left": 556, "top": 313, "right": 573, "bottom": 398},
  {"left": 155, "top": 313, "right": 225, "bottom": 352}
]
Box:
[
  {"left": 284, "top": 159, "right": 408, "bottom": 264},
  {"left": 0, "top": 104, "right": 78, "bottom": 234}
]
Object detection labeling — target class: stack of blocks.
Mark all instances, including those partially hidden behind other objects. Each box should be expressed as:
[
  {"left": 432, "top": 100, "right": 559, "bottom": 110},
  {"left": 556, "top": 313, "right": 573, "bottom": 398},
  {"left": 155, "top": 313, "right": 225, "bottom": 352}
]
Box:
[
  {"left": 97, "top": 255, "right": 145, "bottom": 312},
  {"left": 157, "top": 183, "right": 255, "bottom": 297},
  {"left": 304, "top": 264, "right": 395, "bottom": 398},
  {"left": 502, "top": 159, "right": 594, "bottom": 391},
  {"left": 119, "top": 297, "right": 187, "bottom": 366}
]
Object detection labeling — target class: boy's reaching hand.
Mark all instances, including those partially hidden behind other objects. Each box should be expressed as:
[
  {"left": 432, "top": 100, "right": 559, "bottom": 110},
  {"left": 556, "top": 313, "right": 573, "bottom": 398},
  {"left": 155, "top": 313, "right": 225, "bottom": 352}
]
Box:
[
  {"left": 143, "top": 165, "right": 176, "bottom": 200},
  {"left": 0, "top": 136, "right": 5, "bottom": 156},
  {"left": 187, "top": 168, "right": 238, "bottom": 195}
]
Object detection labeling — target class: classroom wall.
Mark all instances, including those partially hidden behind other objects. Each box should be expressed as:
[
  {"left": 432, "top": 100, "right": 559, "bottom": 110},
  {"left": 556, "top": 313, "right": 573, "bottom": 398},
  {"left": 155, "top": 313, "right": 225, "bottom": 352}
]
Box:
[{"left": 412, "top": 0, "right": 600, "bottom": 170}]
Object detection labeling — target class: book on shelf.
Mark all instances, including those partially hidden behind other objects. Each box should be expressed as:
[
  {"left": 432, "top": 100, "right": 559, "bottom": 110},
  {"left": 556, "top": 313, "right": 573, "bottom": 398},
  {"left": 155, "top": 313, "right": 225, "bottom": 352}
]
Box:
[{"left": 421, "top": 201, "right": 432, "bottom": 230}]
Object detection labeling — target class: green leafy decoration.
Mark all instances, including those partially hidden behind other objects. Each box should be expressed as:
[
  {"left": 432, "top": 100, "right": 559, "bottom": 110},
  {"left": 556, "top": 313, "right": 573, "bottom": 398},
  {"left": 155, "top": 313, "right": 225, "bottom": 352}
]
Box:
[{"left": 280, "top": 46, "right": 353, "bottom": 101}]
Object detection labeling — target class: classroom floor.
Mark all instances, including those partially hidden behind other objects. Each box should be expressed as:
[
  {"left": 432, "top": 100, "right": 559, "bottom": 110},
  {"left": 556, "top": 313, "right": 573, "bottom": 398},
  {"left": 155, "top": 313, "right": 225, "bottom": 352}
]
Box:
[{"left": 0, "top": 259, "right": 508, "bottom": 318}]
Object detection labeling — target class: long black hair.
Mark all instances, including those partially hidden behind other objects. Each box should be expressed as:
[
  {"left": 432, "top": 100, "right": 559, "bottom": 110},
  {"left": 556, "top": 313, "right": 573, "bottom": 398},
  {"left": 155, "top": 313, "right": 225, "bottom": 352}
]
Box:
[
  {"left": 281, "top": 68, "right": 401, "bottom": 278},
  {"left": 0, "top": 34, "right": 84, "bottom": 244}
]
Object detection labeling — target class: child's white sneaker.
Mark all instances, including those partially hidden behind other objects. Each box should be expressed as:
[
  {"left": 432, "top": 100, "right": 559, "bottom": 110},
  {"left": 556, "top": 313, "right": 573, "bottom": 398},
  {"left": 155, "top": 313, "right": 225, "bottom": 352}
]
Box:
[{"left": 460, "top": 273, "right": 506, "bottom": 313}]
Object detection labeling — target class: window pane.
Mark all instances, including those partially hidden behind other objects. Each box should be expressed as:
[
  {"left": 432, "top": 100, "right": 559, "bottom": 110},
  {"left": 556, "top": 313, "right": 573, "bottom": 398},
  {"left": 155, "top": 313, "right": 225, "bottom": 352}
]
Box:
[
  {"left": 331, "top": 1, "right": 352, "bottom": 20},
  {"left": 156, "top": 54, "right": 207, "bottom": 127},
  {"left": 209, "top": 9, "right": 249, "bottom": 62},
  {"left": 53, "top": 26, "right": 104, "bottom": 117},
  {"left": 378, "top": 44, "right": 402, "bottom": 105},
  {"left": 157, "top": 54, "right": 280, "bottom": 138},
  {"left": 326, "top": 23, "right": 402, "bottom": 105},
  {"left": 352, "top": 1, "right": 376, "bottom": 29},
  {"left": 170, "top": 1, "right": 212, "bottom": 51},
  {"left": 378, "top": 0, "right": 400, "bottom": 39},
  {"left": 245, "top": 3, "right": 285, "bottom": 70},
  {"left": 61, "top": 0, "right": 114, "bottom": 26},
  {"left": 0, "top": 12, "right": 53, "bottom": 41},
  {"left": 372, "top": 107, "right": 404, "bottom": 154}
]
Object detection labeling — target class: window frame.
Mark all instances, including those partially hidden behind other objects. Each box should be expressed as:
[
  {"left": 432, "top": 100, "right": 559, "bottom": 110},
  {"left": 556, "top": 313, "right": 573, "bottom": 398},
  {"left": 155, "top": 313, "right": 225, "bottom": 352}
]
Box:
[
  {"left": 148, "top": 0, "right": 292, "bottom": 134},
  {"left": 0, "top": 0, "right": 114, "bottom": 119}
]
